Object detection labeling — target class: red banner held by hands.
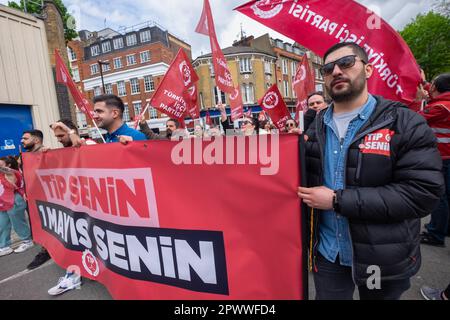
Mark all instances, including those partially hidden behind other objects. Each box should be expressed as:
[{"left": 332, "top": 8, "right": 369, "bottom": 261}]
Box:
[
  {"left": 196, "top": 0, "right": 235, "bottom": 94},
  {"left": 55, "top": 49, "right": 94, "bottom": 120},
  {"left": 236, "top": 0, "right": 422, "bottom": 103},
  {"left": 150, "top": 49, "right": 199, "bottom": 119},
  {"left": 259, "top": 84, "right": 292, "bottom": 131}
]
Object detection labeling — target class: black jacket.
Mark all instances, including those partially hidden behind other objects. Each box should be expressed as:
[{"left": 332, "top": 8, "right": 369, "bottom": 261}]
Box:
[{"left": 304, "top": 95, "right": 444, "bottom": 285}]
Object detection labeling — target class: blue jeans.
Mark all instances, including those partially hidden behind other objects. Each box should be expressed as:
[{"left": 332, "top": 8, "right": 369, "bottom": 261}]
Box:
[
  {"left": 426, "top": 159, "right": 450, "bottom": 242},
  {"left": 313, "top": 253, "right": 411, "bottom": 300},
  {"left": 0, "top": 193, "right": 31, "bottom": 248}
]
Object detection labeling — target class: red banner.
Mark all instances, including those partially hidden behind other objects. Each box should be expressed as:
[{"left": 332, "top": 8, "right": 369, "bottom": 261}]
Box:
[
  {"left": 22, "top": 136, "right": 304, "bottom": 299},
  {"left": 236, "top": 0, "right": 422, "bottom": 103},
  {"left": 196, "top": 0, "right": 235, "bottom": 94},
  {"left": 229, "top": 86, "right": 244, "bottom": 121},
  {"left": 151, "top": 49, "right": 199, "bottom": 119},
  {"left": 259, "top": 84, "right": 293, "bottom": 131},
  {"left": 293, "top": 54, "right": 315, "bottom": 112},
  {"left": 55, "top": 49, "right": 94, "bottom": 120},
  {"left": 205, "top": 110, "right": 212, "bottom": 126}
]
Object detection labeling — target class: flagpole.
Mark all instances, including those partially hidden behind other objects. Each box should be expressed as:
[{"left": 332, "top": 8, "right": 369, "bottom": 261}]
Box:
[{"left": 92, "top": 119, "right": 106, "bottom": 143}]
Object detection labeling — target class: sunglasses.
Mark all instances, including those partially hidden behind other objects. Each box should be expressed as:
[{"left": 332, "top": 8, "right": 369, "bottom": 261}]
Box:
[
  {"left": 242, "top": 120, "right": 253, "bottom": 125},
  {"left": 320, "top": 55, "right": 366, "bottom": 76},
  {"left": 286, "top": 122, "right": 296, "bottom": 127}
]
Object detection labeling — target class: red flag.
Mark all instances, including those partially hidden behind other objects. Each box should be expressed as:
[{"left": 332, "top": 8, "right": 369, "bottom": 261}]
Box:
[
  {"left": 150, "top": 49, "right": 199, "bottom": 119},
  {"left": 184, "top": 83, "right": 200, "bottom": 119},
  {"left": 293, "top": 54, "right": 315, "bottom": 112},
  {"left": 205, "top": 110, "right": 212, "bottom": 125},
  {"left": 236, "top": 0, "right": 422, "bottom": 104},
  {"left": 259, "top": 84, "right": 292, "bottom": 131},
  {"left": 55, "top": 49, "right": 94, "bottom": 120},
  {"left": 229, "top": 86, "right": 244, "bottom": 121},
  {"left": 196, "top": 0, "right": 234, "bottom": 94}
]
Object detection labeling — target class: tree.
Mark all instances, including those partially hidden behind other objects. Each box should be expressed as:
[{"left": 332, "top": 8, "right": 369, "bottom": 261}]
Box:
[
  {"left": 400, "top": 11, "right": 450, "bottom": 81},
  {"left": 8, "top": 0, "right": 77, "bottom": 42},
  {"left": 433, "top": 0, "right": 450, "bottom": 17}
]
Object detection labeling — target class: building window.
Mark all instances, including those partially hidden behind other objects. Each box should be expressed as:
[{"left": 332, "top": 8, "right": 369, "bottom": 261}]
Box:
[
  {"left": 140, "top": 50, "right": 150, "bottom": 63},
  {"left": 102, "top": 41, "right": 111, "bottom": 53},
  {"left": 285, "top": 44, "right": 293, "bottom": 52},
  {"left": 241, "top": 83, "right": 254, "bottom": 104},
  {"left": 113, "top": 37, "right": 124, "bottom": 49},
  {"left": 148, "top": 107, "right": 158, "bottom": 119},
  {"left": 283, "top": 80, "right": 289, "bottom": 98},
  {"left": 123, "top": 105, "right": 130, "bottom": 122},
  {"left": 276, "top": 40, "right": 284, "bottom": 49},
  {"left": 130, "top": 78, "right": 140, "bottom": 94},
  {"left": 72, "top": 68, "right": 80, "bottom": 82},
  {"left": 144, "top": 75, "right": 155, "bottom": 92},
  {"left": 264, "top": 59, "right": 271, "bottom": 74},
  {"left": 113, "top": 57, "right": 122, "bottom": 69},
  {"left": 105, "top": 83, "right": 113, "bottom": 95},
  {"left": 68, "top": 47, "right": 76, "bottom": 61},
  {"left": 90, "top": 64, "right": 99, "bottom": 75},
  {"left": 133, "top": 102, "right": 142, "bottom": 117},
  {"left": 101, "top": 61, "right": 110, "bottom": 72},
  {"left": 117, "top": 81, "right": 126, "bottom": 96},
  {"left": 140, "top": 30, "right": 151, "bottom": 43},
  {"left": 91, "top": 45, "right": 100, "bottom": 56},
  {"left": 240, "top": 57, "right": 252, "bottom": 73},
  {"left": 126, "top": 54, "right": 137, "bottom": 66},
  {"left": 199, "top": 92, "right": 204, "bottom": 110},
  {"left": 94, "top": 86, "right": 102, "bottom": 97},
  {"left": 291, "top": 61, "right": 298, "bottom": 75},
  {"left": 282, "top": 59, "right": 288, "bottom": 75},
  {"left": 214, "top": 86, "right": 226, "bottom": 105},
  {"left": 126, "top": 34, "right": 137, "bottom": 46}
]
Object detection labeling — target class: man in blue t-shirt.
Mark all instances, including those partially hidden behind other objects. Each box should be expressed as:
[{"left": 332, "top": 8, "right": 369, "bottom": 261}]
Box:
[{"left": 92, "top": 94, "right": 146, "bottom": 143}]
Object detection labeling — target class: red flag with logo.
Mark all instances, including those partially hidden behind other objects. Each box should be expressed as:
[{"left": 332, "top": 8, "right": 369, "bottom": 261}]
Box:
[
  {"left": 259, "top": 84, "right": 292, "bottom": 131},
  {"left": 55, "top": 49, "right": 94, "bottom": 120},
  {"left": 196, "top": 0, "right": 234, "bottom": 94},
  {"left": 229, "top": 86, "right": 244, "bottom": 121},
  {"left": 184, "top": 83, "right": 200, "bottom": 119},
  {"left": 151, "top": 49, "right": 199, "bottom": 119},
  {"left": 236, "top": 0, "right": 422, "bottom": 104},
  {"left": 293, "top": 54, "right": 315, "bottom": 114}
]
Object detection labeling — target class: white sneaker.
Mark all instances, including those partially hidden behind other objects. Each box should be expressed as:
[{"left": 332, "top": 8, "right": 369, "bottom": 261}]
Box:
[
  {"left": 48, "top": 273, "right": 82, "bottom": 296},
  {"left": 14, "top": 240, "right": 34, "bottom": 253},
  {"left": 0, "top": 247, "right": 13, "bottom": 257}
]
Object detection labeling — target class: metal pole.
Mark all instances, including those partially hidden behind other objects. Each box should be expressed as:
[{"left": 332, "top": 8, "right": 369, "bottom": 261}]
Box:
[{"left": 98, "top": 61, "right": 106, "bottom": 94}]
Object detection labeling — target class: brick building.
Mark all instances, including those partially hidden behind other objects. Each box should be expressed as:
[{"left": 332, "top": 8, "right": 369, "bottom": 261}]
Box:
[{"left": 67, "top": 21, "right": 191, "bottom": 136}]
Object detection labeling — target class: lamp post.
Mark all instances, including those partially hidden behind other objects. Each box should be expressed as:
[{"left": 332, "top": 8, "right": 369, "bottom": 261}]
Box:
[{"left": 98, "top": 60, "right": 110, "bottom": 94}]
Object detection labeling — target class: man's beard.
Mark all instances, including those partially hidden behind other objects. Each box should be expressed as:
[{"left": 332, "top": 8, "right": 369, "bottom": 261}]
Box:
[
  {"left": 166, "top": 129, "right": 173, "bottom": 139},
  {"left": 327, "top": 70, "right": 366, "bottom": 103},
  {"left": 23, "top": 143, "right": 34, "bottom": 151}
]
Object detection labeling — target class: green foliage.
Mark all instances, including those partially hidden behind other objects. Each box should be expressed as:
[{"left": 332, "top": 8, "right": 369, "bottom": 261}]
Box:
[
  {"left": 400, "top": 11, "right": 450, "bottom": 81},
  {"left": 7, "top": 0, "right": 77, "bottom": 42}
]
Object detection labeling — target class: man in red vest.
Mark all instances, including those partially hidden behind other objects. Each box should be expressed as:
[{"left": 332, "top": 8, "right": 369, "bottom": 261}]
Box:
[{"left": 418, "top": 73, "right": 450, "bottom": 246}]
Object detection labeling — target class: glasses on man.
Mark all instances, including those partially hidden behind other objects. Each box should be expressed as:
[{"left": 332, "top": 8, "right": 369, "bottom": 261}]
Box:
[
  {"left": 320, "top": 55, "right": 367, "bottom": 76},
  {"left": 241, "top": 120, "right": 253, "bottom": 125},
  {"left": 286, "top": 122, "right": 296, "bottom": 128}
]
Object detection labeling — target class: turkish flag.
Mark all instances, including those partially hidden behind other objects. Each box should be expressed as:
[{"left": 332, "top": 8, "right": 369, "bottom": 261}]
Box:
[
  {"left": 196, "top": 0, "right": 235, "bottom": 94},
  {"left": 150, "top": 49, "right": 199, "bottom": 119},
  {"left": 236, "top": 0, "right": 422, "bottom": 104},
  {"left": 259, "top": 84, "right": 292, "bottom": 131},
  {"left": 229, "top": 86, "right": 244, "bottom": 121},
  {"left": 55, "top": 49, "right": 94, "bottom": 120},
  {"left": 293, "top": 54, "right": 315, "bottom": 112}
]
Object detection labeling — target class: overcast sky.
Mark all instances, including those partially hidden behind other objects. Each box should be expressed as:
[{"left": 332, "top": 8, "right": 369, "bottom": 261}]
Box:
[{"left": 1, "top": 0, "right": 435, "bottom": 58}]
